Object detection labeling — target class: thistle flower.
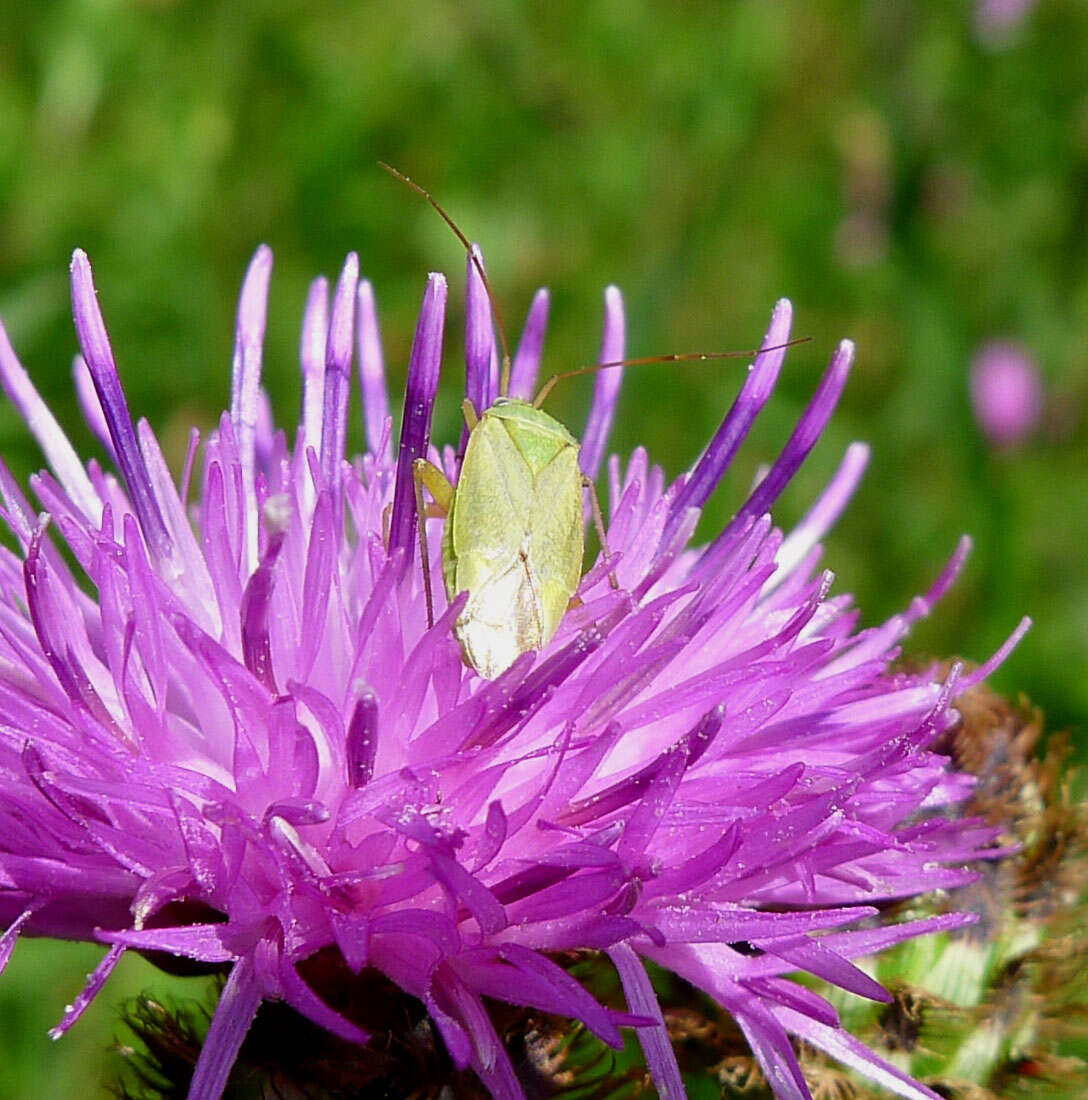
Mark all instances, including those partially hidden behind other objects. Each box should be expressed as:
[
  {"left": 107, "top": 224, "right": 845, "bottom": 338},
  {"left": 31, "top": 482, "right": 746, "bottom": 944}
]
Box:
[
  {"left": 0, "top": 247, "right": 1027, "bottom": 1100},
  {"left": 975, "top": 0, "right": 1038, "bottom": 44},
  {"left": 969, "top": 342, "right": 1044, "bottom": 449}
]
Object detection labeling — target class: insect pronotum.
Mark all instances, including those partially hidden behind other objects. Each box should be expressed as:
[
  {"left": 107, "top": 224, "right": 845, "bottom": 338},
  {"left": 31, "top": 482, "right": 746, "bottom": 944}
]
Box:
[{"left": 382, "top": 163, "right": 806, "bottom": 680}]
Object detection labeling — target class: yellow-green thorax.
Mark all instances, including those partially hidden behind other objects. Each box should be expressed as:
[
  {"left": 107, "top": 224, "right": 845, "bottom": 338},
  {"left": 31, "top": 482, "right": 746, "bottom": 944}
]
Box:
[{"left": 443, "top": 397, "right": 584, "bottom": 679}]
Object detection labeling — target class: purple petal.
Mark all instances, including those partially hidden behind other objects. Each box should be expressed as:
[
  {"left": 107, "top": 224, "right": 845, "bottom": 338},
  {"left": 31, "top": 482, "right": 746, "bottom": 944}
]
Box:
[
  {"left": 724, "top": 339, "right": 854, "bottom": 541},
  {"left": 279, "top": 955, "right": 370, "bottom": 1045},
  {"left": 580, "top": 285, "right": 625, "bottom": 479},
  {"left": 776, "top": 1005, "right": 942, "bottom": 1100},
  {"left": 345, "top": 688, "right": 379, "bottom": 788},
  {"left": 768, "top": 442, "right": 869, "bottom": 589},
  {"left": 561, "top": 706, "right": 723, "bottom": 829},
  {"left": 473, "top": 800, "right": 507, "bottom": 871},
  {"left": 764, "top": 937, "right": 892, "bottom": 1003},
  {"left": 0, "top": 903, "right": 41, "bottom": 975},
  {"left": 356, "top": 279, "right": 391, "bottom": 462},
  {"left": 239, "top": 529, "right": 285, "bottom": 691},
  {"left": 429, "top": 851, "right": 506, "bottom": 935},
  {"left": 299, "top": 275, "right": 329, "bottom": 457},
  {"left": 72, "top": 353, "right": 117, "bottom": 462},
  {"left": 646, "top": 905, "right": 878, "bottom": 945},
  {"left": 608, "top": 943, "right": 685, "bottom": 1099},
  {"left": 48, "top": 944, "right": 125, "bottom": 1039},
  {"left": 725, "top": 986, "right": 814, "bottom": 1100},
  {"left": 69, "top": 250, "right": 169, "bottom": 553},
  {"left": 960, "top": 615, "right": 1031, "bottom": 689},
  {"left": 187, "top": 956, "right": 262, "bottom": 1100},
  {"left": 229, "top": 245, "right": 274, "bottom": 568},
  {"left": 660, "top": 297, "right": 793, "bottom": 549},
  {"left": 904, "top": 535, "right": 972, "bottom": 625},
  {"left": 463, "top": 246, "right": 494, "bottom": 423},
  {"left": 0, "top": 324, "right": 100, "bottom": 522},
  {"left": 508, "top": 288, "right": 549, "bottom": 399},
  {"left": 388, "top": 274, "right": 447, "bottom": 556},
  {"left": 319, "top": 252, "right": 360, "bottom": 490}
]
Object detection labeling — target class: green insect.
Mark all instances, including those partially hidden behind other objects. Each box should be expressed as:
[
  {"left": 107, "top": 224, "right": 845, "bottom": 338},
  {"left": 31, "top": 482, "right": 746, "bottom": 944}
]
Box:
[
  {"left": 413, "top": 394, "right": 590, "bottom": 680},
  {"left": 384, "top": 164, "right": 797, "bottom": 680}
]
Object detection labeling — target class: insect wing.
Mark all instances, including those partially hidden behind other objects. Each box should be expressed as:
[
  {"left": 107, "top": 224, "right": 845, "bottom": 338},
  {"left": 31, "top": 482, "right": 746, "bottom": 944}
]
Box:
[
  {"left": 449, "top": 411, "right": 541, "bottom": 677},
  {"left": 527, "top": 442, "right": 583, "bottom": 642},
  {"left": 484, "top": 402, "right": 583, "bottom": 647},
  {"left": 450, "top": 412, "right": 532, "bottom": 593}
]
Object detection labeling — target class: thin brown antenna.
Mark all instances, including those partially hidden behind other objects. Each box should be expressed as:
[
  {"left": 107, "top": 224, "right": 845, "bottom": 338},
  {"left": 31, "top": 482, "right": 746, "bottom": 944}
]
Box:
[
  {"left": 532, "top": 338, "right": 813, "bottom": 408},
  {"left": 379, "top": 162, "right": 513, "bottom": 393}
]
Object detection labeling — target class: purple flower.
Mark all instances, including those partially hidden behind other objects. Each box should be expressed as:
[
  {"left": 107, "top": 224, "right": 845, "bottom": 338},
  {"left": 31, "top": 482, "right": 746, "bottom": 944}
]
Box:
[
  {"left": 975, "top": 0, "right": 1037, "bottom": 43},
  {"left": 0, "top": 248, "right": 1027, "bottom": 1100},
  {"left": 970, "top": 341, "right": 1044, "bottom": 449}
]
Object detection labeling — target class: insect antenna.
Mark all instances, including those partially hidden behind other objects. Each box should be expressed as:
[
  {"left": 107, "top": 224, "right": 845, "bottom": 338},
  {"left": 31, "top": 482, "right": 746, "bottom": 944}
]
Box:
[
  {"left": 531, "top": 338, "right": 813, "bottom": 408},
  {"left": 379, "top": 162, "right": 514, "bottom": 395}
]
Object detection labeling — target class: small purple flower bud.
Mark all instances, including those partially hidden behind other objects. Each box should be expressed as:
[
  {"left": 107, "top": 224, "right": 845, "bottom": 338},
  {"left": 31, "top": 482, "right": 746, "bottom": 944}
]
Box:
[
  {"left": 975, "top": 0, "right": 1037, "bottom": 43},
  {"left": 970, "top": 341, "right": 1044, "bottom": 449}
]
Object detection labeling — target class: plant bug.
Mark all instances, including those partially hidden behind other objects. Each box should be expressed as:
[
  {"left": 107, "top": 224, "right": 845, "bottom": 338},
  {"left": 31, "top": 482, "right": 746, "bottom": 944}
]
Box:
[
  {"left": 383, "top": 163, "right": 806, "bottom": 680},
  {"left": 413, "top": 393, "right": 589, "bottom": 680}
]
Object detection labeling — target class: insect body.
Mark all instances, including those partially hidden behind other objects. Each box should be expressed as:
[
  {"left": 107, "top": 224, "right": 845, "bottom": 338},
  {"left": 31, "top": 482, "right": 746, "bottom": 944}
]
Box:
[{"left": 416, "top": 398, "right": 584, "bottom": 680}]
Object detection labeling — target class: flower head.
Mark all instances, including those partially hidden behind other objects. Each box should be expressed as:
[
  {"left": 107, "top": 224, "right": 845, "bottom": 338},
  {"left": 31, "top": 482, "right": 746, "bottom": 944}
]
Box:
[
  {"left": 0, "top": 247, "right": 1025, "bottom": 1099},
  {"left": 969, "top": 340, "right": 1044, "bottom": 449},
  {"left": 975, "top": 0, "right": 1038, "bottom": 44}
]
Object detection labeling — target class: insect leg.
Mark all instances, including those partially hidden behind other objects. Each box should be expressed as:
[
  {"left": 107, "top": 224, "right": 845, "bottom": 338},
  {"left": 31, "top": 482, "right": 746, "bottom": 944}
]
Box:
[
  {"left": 413, "top": 459, "right": 454, "bottom": 628},
  {"left": 582, "top": 476, "right": 620, "bottom": 590},
  {"left": 416, "top": 459, "right": 454, "bottom": 512},
  {"left": 461, "top": 398, "right": 479, "bottom": 431}
]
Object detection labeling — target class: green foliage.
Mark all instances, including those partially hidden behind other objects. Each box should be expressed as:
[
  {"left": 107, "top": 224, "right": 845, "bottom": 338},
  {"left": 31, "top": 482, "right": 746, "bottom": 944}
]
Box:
[
  {"left": 0, "top": 942, "right": 195, "bottom": 1100},
  {"left": 0, "top": 0, "right": 1086, "bottom": 1094}
]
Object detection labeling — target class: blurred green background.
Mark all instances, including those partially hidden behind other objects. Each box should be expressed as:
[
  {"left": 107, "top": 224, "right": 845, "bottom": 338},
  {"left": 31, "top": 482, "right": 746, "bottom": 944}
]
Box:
[{"left": 0, "top": 0, "right": 1086, "bottom": 1095}]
